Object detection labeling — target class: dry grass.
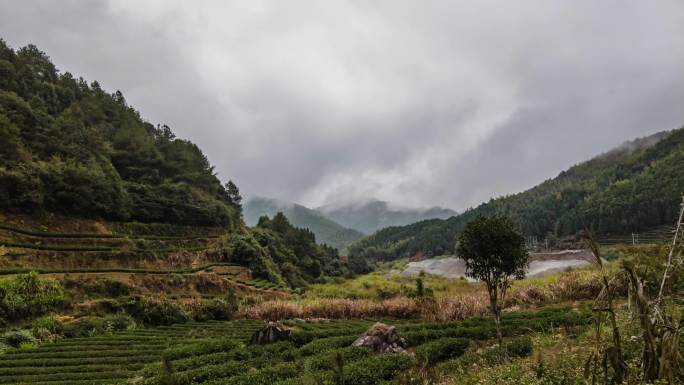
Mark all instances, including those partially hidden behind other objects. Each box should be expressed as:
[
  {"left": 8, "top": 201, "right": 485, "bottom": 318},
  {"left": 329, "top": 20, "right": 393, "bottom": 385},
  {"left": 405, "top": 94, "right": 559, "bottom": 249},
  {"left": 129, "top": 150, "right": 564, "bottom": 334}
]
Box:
[
  {"left": 509, "top": 270, "right": 602, "bottom": 305},
  {"left": 240, "top": 294, "right": 492, "bottom": 321},
  {"left": 423, "top": 293, "right": 490, "bottom": 321},
  {"left": 240, "top": 297, "right": 420, "bottom": 320},
  {"left": 241, "top": 268, "right": 605, "bottom": 321}
]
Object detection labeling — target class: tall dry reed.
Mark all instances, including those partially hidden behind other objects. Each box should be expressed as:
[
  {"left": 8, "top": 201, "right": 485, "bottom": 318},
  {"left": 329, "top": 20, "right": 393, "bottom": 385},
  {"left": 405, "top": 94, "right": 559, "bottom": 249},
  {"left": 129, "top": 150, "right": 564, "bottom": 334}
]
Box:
[
  {"left": 240, "top": 294, "right": 491, "bottom": 321},
  {"left": 240, "top": 297, "right": 421, "bottom": 320},
  {"left": 241, "top": 270, "right": 603, "bottom": 321}
]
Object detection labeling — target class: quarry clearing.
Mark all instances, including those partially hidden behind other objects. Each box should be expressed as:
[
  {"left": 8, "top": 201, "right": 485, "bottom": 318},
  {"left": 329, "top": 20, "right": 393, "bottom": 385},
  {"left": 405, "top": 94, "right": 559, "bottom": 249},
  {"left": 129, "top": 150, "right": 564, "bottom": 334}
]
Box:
[{"left": 401, "top": 249, "right": 595, "bottom": 279}]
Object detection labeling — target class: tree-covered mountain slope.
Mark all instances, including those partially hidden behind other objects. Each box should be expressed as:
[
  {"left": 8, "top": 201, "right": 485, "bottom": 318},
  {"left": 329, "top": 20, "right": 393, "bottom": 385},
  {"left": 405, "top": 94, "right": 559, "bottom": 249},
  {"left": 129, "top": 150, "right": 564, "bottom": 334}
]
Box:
[
  {"left": 0, "top": 40, "right": 348, "bottom": 288},
  {"left": 224, "top": 212, "right": 349, "bottom": 287},
  {"left": 244, "top": 196, "right": 364, "bottom": 252},
  {"left": 348, "top": 128, "right": 684, "bottom": 266},
  {"left": 317, "top": 199, "right": 457, "bottom": 234},
  {"left": 0, "top": 40, "right": 241, "bottom": 227}
]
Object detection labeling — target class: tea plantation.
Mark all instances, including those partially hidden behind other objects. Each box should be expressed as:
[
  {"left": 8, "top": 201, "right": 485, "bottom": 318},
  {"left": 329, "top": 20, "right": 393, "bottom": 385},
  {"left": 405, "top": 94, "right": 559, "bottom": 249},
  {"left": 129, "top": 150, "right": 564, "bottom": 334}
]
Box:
[{"left": 0, "top": 308, "right": 590, "bottom": 385}]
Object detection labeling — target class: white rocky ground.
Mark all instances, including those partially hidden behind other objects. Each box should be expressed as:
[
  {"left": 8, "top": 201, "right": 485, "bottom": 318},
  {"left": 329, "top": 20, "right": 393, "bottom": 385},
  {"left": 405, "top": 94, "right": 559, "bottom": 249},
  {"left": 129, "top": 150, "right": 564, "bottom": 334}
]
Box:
[{"left": 401, "top": 249, "right": 595, "bottom": 279}]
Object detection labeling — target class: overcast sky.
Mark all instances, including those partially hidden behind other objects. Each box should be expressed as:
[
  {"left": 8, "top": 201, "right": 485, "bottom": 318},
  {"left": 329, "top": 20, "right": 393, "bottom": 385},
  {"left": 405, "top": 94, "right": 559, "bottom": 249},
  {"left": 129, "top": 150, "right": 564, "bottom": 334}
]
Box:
[{"left": 1, "top": 1, "right": 683, "bottom": 210}]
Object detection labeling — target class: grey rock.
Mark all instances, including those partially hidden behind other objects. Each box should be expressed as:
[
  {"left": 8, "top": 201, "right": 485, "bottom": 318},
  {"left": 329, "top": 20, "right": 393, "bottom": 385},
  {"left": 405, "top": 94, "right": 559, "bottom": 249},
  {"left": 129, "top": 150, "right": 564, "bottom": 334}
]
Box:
[
  {"left": 250, "top": 321, "right": 292, "bottom": 345},
  {"left": 352, "top": 322, "right": 407, "bottom": 353}
]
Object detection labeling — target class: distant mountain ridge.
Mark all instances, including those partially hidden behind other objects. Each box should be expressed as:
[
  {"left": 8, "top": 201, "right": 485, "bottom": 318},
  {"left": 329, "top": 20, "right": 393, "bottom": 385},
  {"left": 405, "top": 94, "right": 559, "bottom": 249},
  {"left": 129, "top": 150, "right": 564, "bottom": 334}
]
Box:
[
  {"left": 243, "top": 197, "right": 364, "bottom": 252},
  {"left": 347, "top": 127, "right": 684, "bottom": 267},
  {"left": 317, "top": 200, "right": 457, "bottom": 234}
]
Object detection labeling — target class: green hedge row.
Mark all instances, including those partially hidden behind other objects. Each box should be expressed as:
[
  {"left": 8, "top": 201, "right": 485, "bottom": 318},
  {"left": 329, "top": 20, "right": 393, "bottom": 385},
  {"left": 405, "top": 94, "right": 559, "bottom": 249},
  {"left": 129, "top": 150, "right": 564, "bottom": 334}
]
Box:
[
  {"left": 0, "top": 355, "right": 160, "bottom": 368},
  {"left": 416, "top": 337, "right": 470, "bottom": 364},
  {"left": 0, "top": 369, "right": 135, "bottom": 383},
  {"left": 0, "top": 363, "right": 145, "bottom": 376}
]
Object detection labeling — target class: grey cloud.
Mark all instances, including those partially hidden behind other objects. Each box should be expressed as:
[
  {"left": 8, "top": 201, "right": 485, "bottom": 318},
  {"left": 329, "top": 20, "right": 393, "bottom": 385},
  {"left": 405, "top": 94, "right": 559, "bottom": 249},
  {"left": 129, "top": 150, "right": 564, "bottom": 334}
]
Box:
[{"left": 1, "top": 0, "right": 682, "bottom": 211}]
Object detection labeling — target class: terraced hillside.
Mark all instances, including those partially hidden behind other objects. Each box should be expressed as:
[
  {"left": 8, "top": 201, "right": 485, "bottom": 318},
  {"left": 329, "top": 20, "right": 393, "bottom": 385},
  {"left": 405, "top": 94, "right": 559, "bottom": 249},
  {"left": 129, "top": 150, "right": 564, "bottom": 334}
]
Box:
[
  {"left": 0, "top": 308, "right": 589, "bottom": 385},
  {"left": 0, "top": 218, "right": 292, "bottom": 300},
  {"left": 0, "top": 320, "right": 263, "bottom": 385}
]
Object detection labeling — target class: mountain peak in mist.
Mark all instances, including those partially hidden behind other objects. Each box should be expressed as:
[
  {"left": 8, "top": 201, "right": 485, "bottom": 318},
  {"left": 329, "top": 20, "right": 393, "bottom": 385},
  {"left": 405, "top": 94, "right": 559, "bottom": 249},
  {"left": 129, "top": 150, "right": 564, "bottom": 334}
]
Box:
[{"left": 317, "top": 199, "right": 457, "bottom": 234}]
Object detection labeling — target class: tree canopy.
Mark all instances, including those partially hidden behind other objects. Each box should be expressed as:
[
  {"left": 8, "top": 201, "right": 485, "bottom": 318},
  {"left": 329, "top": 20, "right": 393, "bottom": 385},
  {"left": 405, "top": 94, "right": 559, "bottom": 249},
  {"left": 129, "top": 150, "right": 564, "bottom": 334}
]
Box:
[
  {"left": 457, "top": 215, "right": 527, "bottom": 342},
  {"left": 222, "top": 212, "right": 349, "bottom": 287}
]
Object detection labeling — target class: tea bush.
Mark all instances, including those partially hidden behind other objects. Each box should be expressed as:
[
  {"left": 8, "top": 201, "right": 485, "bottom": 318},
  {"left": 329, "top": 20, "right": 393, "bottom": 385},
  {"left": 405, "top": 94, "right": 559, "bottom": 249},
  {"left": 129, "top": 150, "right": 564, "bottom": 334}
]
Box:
[
  {"left": 505, "top": 336, "right": 533, "bottom": 358},
  {"left": 416, "top": 337, "right": 470, "bottom": 364}
]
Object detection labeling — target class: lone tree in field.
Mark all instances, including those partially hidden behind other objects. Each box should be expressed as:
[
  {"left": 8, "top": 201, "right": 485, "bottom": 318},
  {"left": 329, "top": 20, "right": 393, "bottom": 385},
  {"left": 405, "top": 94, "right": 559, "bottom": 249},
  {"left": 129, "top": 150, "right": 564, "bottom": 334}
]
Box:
[{"left": 457, "top": 215, "right": 528, "bottom": 344}]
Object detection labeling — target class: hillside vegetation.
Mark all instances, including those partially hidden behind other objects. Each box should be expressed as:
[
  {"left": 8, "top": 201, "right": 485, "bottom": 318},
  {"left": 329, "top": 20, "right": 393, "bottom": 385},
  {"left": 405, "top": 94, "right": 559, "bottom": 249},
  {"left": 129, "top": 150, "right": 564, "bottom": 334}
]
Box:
[
  {"left": 349, "top": 129, "right": 684, "bottom": 264},
  {"left": 0, "top": 40, "right": 241, "bottom": 227},
  {"left": 244, "top": 197, "right": 364, "bottom": 251},
  {"left": 0, "top": 40, "right": 349, "bottom": 300},
  {"left": 223, "top": 213, "right": 349, "bottom": 288}
]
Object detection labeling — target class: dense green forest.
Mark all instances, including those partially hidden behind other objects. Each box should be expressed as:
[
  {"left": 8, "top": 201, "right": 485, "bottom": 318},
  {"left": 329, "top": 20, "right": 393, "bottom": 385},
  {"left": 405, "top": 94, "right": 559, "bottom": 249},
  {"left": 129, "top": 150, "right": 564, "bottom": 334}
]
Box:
[
  {"left": 0, "top": 40, "right": 241, "bottom": 227},
  {"left": 348, "top": 128, "right": 684, "bottom": 267},
  {"left": 244, "top": 197, "right": 364, "bottom": 251},
  {"left": 223, "top": 212, "right": 349, "bottom": 287}
]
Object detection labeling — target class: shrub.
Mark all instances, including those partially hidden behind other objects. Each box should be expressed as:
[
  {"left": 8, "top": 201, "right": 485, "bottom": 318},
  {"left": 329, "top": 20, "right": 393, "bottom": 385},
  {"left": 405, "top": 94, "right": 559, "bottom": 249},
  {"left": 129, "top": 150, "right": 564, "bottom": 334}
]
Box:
[
  {"left": 505, "top": 336, "right": 533, "bottom": 358},
  {"left": 18, "top": 341, "right": 36, "bottom": 349},
  {"left": 104, "top": 312, "right": 136, "bottom": 332},
  {"left": 173, "top": 361, "right": 247, "bottom": 385},
  {"left": 220, "top": 362, "right": 300, "bottom": 385},
  {"left": 124, "top": 296, "right": 189, "bottom": 326},
  {"left": 416, "top": 338, "right": 470, "bottom": 364},
  {"left": 305, "top": 346, "right": 371, "bottom": 371},
  {"left": 92, "top": 278, "right": 131, "bottom": 297},
  {"left": 162, "top": 338, "right": 242, "bottom": 361},
  {"left": 188, "top": 298, "right": 233, "bottom": 321},
  {"left": 31, "top": 315, "right": 65, "bottom": 335},
  {"left": 62, "top": 316, "right": 107, "bottom": 337},
  {"left": 1, "top": 329, "right": 35, "bottom": 348},
  {"left": 298, "top": 335, "right": 358, "bottom": 356},
  {"left": 0, "top": 272, "right": 68, "bottom": 320},
  {"left": 342, "top": 353, "right": 416, "bottom": 385}
]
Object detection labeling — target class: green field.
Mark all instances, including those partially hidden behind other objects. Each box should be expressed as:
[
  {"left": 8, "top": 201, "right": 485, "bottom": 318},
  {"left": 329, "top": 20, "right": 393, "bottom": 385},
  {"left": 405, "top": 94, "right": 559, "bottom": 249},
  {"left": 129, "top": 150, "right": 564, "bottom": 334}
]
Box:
[{"left": 0, "top": 308, "right": 589, "bottom": 385}]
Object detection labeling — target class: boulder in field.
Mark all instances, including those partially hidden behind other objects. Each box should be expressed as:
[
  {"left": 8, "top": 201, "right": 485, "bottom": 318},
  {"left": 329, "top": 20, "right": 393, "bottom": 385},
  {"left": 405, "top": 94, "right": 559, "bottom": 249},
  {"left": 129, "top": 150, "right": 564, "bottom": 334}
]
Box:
[
  {"left": 250, "top": 321, "right": 292, "bottom": 345},
  {"left": 352, "top": 322, "right": 407, "bottom": 353}
]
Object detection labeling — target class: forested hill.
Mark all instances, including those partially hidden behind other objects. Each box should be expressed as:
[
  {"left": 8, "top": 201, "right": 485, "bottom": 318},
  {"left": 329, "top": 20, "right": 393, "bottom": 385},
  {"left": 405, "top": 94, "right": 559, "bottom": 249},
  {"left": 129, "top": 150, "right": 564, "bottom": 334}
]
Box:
[
  {"left": 0, "top": 40, "right": 241, "bottom": 227},
  {"left": 0, "top": 40, "right": 350, "bottom": 287},
  {"left": 244, "top": 197, "right": 364, "bottom": 251},
  {"left": 348, "top": 128, "right": 684, "bottom": 266}
]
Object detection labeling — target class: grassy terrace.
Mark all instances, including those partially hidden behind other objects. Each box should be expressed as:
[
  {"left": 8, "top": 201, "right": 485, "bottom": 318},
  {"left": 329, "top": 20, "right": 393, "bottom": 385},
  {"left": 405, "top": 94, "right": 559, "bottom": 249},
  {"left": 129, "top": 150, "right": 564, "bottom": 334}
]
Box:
[
  {"left": 0, "top": 222, "right": 221, "bottom": 255},
  {"left": 0, "top": 223, "right": 222, "bottom": 240},
  {"left": 0, "top": 263, "right": 242, "bottom": 276},
  {"left": 0, "top": 308, "right": 590, "bottom": 385}
]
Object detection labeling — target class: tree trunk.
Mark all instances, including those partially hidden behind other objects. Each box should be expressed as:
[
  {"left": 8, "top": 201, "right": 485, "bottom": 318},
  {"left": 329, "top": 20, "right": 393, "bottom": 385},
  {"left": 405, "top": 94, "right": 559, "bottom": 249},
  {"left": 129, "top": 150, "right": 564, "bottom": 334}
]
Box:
[
  {"left": 489, "top": 290, "right": 502, "bottom": 345},
  {"left": 494, "top": 307, "right": 502, "bottom": 345}
]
